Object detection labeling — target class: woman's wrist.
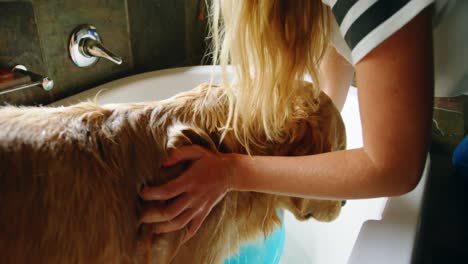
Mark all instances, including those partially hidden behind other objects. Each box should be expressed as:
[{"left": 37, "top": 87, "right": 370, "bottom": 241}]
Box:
[{"left": 223, "top": 153, "right": 251, "bottom": 192}]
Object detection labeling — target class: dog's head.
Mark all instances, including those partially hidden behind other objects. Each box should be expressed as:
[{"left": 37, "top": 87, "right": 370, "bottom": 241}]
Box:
[
  {"left": 278, "top": 196, "right": 344, "bottom": 222},
  {"left": 140, "top": 83, "right": 347, "bottom": 262}
]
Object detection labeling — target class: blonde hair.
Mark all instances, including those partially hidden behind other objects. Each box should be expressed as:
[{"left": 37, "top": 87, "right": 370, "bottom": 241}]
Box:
[{"left": 207, "top": 0, "right": 331, "bottom": 151}]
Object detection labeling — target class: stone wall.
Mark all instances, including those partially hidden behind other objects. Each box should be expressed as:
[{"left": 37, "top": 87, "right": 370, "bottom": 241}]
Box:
[{"left": 0, "top": 0, "right": 208, "bottom": 105}]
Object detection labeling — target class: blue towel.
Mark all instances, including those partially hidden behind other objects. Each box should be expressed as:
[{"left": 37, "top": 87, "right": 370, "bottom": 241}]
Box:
[{"left": 223, "top": 210, "right": 286, "bottom": 264}]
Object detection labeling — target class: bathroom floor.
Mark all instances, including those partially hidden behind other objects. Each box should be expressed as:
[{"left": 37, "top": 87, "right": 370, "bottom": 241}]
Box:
[{"left": 415, "top": 96, "right": 468, "bottom": 263}]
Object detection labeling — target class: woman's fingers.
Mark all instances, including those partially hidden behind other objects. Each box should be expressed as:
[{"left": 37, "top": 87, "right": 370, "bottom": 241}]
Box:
[
  {"left": 141, "top": 146, "right": 209, "bottom": 201},
  {"left": 140, "top": 176, "right": 187, "bottom": 201},
  {"left": 163, "top": 145, "right": 206, "bottom": 167},
  {"left": 153, "top": 206, "right": 205, "bottom": 234},
  {"left": 140, "top": 194, "right": 192, "bottom": 223},
  {"left": 139, "top": 145, "right": 228, "bottom": 242}
]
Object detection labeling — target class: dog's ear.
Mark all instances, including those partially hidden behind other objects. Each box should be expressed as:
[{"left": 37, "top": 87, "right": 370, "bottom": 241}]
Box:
[
  {"left": 166, "top": 123, "right": 218, "bottom": 152},
  {"left": 143, "top": 123, "right": 219, "bottom": 262},
  {"left": 157, "top": 123, "right": 219, "bottom": 185}
]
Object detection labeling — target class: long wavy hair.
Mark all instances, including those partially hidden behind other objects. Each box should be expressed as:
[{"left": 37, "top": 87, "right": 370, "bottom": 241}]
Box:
[{"left": 207, "top": 0, "right": 331, "bottom": 151}]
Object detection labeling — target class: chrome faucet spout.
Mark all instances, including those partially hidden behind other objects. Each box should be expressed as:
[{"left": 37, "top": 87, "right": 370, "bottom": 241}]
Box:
[
  {"left": 83, "top": 39, "right": 122, "bottom": 65},
  {"left": 69, "top": 24, "right": 123, "bottom": 67}
]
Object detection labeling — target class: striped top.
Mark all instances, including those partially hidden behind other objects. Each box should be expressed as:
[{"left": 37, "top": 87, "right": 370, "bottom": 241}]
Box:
[{"left": 322, "top": 0, "right": 434, "bottom": 65}]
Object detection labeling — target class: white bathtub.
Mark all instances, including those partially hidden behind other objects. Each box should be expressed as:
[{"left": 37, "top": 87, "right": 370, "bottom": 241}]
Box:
[{"left": 54, "top": 66, "right": 430, "bottom": 264}]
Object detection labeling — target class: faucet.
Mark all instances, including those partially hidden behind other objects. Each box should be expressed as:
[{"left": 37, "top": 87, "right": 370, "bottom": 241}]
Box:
[
  {"left": 69, "top": 24, "right": 123, "bottom": 68},
  {"left": 0, "top": 65, "right": 54, "bottom": 95}
]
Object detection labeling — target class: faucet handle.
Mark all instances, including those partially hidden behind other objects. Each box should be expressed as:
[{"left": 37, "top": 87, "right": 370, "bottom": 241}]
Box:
[
  {"left": 69, "top": 24, "right": 123, "bottom": 67},
  {"left": 83, "top": 39, "right": 122, "bottom": 65}
]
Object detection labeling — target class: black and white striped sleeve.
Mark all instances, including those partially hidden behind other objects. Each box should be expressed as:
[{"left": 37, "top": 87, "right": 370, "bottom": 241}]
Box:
[{"left": 324, "top": 0, "right": 434, "bottom": 64}]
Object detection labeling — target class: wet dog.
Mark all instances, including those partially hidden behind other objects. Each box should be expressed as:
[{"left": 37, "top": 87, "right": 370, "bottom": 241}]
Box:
[{"left": 0, "top": 83, "right": 345, "bottom": 263}]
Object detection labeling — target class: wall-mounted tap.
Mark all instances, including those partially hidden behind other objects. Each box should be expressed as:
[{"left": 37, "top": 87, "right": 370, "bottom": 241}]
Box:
[
  {"left": 69, "top": 24, "right": 123, "bottom": 68},
  {"left": 0, "top": 65, "right": 54, "bottom": 95}
]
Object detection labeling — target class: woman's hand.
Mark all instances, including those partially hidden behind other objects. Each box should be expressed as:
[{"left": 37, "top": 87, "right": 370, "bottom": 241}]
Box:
[{"left": 140, "top": 145, "right": 235, "bottom": 243}]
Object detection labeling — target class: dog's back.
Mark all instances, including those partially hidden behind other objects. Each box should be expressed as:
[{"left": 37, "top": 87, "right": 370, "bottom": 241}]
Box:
[{"left": 0, "top": 104, "right": 156, "bottom": 263}]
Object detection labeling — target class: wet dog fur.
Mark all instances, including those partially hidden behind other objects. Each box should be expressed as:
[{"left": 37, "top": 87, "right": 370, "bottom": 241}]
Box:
[{"left": 0, "top": 83, "right": 346, "bottom": 263}]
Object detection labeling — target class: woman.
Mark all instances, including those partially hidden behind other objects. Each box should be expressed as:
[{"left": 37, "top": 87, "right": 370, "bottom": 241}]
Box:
[{"left": 141, "top": 0, "right": 435, "bottom": 261}]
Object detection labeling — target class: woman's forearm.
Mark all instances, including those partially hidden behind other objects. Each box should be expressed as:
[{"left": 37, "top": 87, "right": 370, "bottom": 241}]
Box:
[
  {"left": 229, "top": 147, "right": 423, "bottom": 200},
  {"left": 234, "top": 8, "right": 432, "bottom": 201}
]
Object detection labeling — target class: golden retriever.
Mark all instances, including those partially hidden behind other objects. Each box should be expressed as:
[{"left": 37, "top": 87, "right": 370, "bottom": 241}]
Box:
[{"left": 0, "top": 83, "right": 346, "bottom": 263}]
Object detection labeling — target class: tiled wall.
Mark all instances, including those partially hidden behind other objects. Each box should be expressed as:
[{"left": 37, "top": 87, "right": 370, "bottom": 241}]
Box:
[{"left": 0, "top": 0, "right": 208, "bottom": 105}]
